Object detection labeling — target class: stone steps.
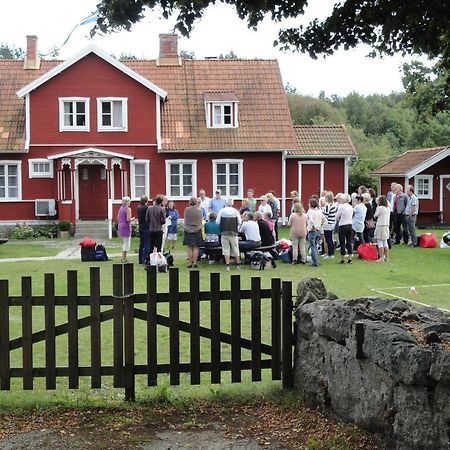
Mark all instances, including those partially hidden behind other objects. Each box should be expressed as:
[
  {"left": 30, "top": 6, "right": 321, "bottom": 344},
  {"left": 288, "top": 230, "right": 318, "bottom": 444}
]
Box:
[{"left": 74, "top": 220, "right": 110, "bottom": 240}]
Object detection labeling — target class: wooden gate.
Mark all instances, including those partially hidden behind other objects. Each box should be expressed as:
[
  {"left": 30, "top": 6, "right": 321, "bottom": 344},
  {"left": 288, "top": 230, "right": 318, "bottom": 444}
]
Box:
[{"left": 0, "top": 265, "right": 293, "bottom": 401}]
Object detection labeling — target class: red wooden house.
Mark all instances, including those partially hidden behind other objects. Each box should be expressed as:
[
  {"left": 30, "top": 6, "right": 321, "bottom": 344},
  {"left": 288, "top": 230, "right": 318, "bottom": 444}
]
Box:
[
  {"left": 0, "top": 34, "right": 356, "bottom": 235},
  {"left": 373, "top": 146, "right": 450, "bottom": 224}
]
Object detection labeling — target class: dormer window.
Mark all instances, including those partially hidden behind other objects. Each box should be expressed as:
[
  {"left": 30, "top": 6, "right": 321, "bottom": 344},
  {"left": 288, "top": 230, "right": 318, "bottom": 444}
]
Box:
[{"left": 204, "top": 93, "right": 239, "bottom": 128}]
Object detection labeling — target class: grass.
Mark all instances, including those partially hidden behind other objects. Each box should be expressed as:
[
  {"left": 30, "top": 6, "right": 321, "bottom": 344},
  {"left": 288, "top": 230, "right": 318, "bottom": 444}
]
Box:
[
  {"left": 0, "top": 239, "right": 74, "bottom": 258},
  {"left": 0, "top": 227, "right": 448, "bottom": 410}
]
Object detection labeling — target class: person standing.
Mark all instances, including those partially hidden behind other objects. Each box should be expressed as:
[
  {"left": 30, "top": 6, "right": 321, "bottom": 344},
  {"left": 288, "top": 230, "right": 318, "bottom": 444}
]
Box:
[
  {"left": 306, "top": 197, "right": 326, "bottom": 267},
  {"left": 217, "top": 198, "right": 242, "bottom": 271},
  {"left": 137, "top": 195, "right": 149, "bottom": 264},
  {"left": 288, "top": 203, "right": 308, "bottom": 264},
  {"left": 393, "top": 184, "right": 409, "bottom": 244},
  {"left": 209, "top": 189, "right": 226, "bottom": 215},
  {"left": 166, "top": 200, "right": 180, "bottom": 250},
  {"left": 146, "top": 194, "right": 166, "bottom": 254},
  {"left": 352, "top": 195, "right": 367, "bottom": 245},
  {"left": 362, "top": 193, "right": 375, "bottom": 243},
  {"left": 322, "top": 192, "right": 338, "bottom": 259},
  {"left": 117, "top": 196, "right": 133, "bottom": 263},
  {"left": 335, "top": 193, "right": 354, "bottom": 264},
  {"left": 198, "top": 189, "right": 210, "bottom": 212},
  {"left": 247, "top": 189, "right": 257, "bottom": 213},
  {"left": 405, "top": 186, "right": 419, "bottom": 247},
  {"left": 183, "top": 197, "right": 204, "bottom": 268},
  {"left": 267, "top": 191, "right": 280, "bottom": 240},
  {"left": 374, "top": 195, "right": 391, "bottom": 262}
]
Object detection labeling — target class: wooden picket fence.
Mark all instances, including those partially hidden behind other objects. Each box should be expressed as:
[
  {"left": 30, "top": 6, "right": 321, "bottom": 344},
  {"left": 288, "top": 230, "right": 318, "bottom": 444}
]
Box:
[{"left": 0, "top": 264, "right": 293, "bottom": 401}]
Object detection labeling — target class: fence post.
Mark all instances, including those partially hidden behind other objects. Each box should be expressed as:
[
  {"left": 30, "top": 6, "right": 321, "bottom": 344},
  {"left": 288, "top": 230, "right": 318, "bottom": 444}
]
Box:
[
  {"left": 190, "top": 270, "right": 201, "bottom": 385},
  {"left": 231, "top": 275, "right": 241, "bottom": 383},
  {"left": 112, "top": 264, "right": 124, "bottom": 388},
  {"left": 44, "top": 273, "right": 56, "bottom": 390},
  {"left": 146, "top": 265, "right": 158, "bottom": 386},
  {"left": 123, "top": 263, "right": 135, "bottom": 402},
  {"left": 90, "top": 267, "right": 101, "bottom": 388},
  {"left": 21, "top": 277, "right": 33, "bottom": 390},
  {"left": 282, "top": 281, "right": 293, "bottom": 389},
  {"left": 67, "top": 270, "right": 79, "bottom": 389},
  {"left": 169, "top": 267, "right": 180, "bottom": 385},
  {"left": 271, "top": 278, "right": 282, "bottom": 381},
  {"left": 0, "top": 280, "right": 10, "bottom": 390},
  {"left": 210, "top": 272, "right": 221, "bottom": 384}
]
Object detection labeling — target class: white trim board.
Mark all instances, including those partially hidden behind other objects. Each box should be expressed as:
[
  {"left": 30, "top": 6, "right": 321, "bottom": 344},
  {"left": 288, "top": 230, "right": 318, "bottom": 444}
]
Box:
[
  {"left": 47, "top": 147, "right": 134, "bottom": 160},
  {"left": 17, "top": 44, "right": 167, "bottom": 99},
  {"left": 297, "top": 160, "right": 324, "bottom": 200}
]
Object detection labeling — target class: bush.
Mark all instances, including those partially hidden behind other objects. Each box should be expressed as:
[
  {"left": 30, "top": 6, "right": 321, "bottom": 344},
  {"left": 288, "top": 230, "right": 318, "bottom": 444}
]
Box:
[
  {"left": 58, "top": 220, "right": 72, "bottom": 232},
  {"left": 9, "top": 224, "right": 35, "bottom": 240},
  {"left": 33, "top": 225, "right": 58, "bottom": 239}
]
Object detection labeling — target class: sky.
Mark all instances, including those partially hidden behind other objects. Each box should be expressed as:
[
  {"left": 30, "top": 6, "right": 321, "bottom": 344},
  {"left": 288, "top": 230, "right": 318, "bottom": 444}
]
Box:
[{"left": 0, "top": 0, "right": 423, "bottom": 97}]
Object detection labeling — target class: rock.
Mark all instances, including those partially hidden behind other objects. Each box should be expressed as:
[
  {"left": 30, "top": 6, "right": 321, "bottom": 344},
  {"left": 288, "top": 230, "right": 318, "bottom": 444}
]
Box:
[
  {"left": 423, "top": 323, "right": 450, "bottom": 334},
  {"left": 425, "top": 331, "right": 442, "bottom": 344},
  {"left": 325, "top": 291, "right": 339, "bottom": 300},
  {"left": 429, "top": 349, "right": 450, "bottom": 382},
  {"left": 296, "top": 277, "right": 327, "bottom": 308}
]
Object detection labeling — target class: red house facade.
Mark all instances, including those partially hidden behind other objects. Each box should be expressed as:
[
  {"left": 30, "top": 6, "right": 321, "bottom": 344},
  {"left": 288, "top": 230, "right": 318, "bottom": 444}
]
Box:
[
  {"left": 0, "top": 35, "right": 355, "bottom": 233},
  {"left": 373, "top": 146, "right": 450, "bottom": 224}
]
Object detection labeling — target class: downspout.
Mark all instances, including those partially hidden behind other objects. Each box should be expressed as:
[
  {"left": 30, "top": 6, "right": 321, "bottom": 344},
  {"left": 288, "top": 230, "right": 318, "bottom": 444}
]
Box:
[{"left": 344, "top": 157, "right": 350, "bottom": 193}]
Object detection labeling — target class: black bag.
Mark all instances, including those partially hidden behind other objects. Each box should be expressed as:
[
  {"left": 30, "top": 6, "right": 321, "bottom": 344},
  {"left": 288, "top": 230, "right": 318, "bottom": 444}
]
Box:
[
  {"left": 94, "top": 244, "right": 108, "bottom": 261},
  {"left": 163, "top": 251, "right": 174, "bottom": 267},
  {"left": 81, "top": 246, "right": 96, "bottom": 262}
]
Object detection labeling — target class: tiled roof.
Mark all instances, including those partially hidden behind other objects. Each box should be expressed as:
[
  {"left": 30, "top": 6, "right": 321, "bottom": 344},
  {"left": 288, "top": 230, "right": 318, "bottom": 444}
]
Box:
[
  {"left": 290, "top": 125, "right": 357, "bottom": 157},
  {"left": 0, "top": 56, "right": 297, "bottom": 153},
  {"left": 373, "top": 146, "right": 448, "bottom": 175},
  {"left": 0, "top": 59, "right": 60, "bottom": 152}
]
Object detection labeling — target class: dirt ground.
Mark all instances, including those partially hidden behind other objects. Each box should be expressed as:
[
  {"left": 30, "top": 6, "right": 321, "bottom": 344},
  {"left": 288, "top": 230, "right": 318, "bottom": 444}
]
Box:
[{"left": 0, "top": 401, "right": 379, "bottom": 450}]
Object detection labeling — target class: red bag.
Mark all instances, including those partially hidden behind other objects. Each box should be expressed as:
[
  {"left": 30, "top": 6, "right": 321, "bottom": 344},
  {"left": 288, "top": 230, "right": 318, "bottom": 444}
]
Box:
[
  {"left": 419, "top": 233, "right": 438, "bottom": 248},
  {"left": 79, "top": 236, "right": 96, "bottom": 248},
  {"left": 357, "top": 243, "right": 379, "bottom": 261}
]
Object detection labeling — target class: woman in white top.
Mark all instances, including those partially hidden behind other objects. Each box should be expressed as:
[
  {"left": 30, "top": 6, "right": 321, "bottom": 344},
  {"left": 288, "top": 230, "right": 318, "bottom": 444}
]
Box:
[
  {"left": 322, "top": 192, "right": 338, "bottom": 258},
  {"left": 335, "top": 193, "right": 354, "bottom": 264},
  {"left": 352, "top": 195, "right": 367, "bottom": 245},
  {"left": 374, "top": 195, "right": 391, "bottom": 262},
  {"left": 258, "top": 195, "right": 272, "bottom": 216}
]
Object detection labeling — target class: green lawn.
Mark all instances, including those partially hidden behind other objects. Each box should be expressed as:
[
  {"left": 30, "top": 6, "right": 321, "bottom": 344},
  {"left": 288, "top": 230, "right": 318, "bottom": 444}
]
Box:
[
  {"left": 0, "top": 239, "right": 74, "bottom": 258},
  {"left": 0, "top": 228, "right": 448, "bottom": 410}
]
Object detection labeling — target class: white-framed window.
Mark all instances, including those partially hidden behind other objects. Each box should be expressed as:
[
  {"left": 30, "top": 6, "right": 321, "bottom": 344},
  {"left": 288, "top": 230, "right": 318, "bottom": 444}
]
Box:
[
  {"left": 416, "top": 175, "right": 433, "bottom": 199},
  {"left": 0, "top": 161, "right": 22, "bottom": 201},
  {"left": 97, "top": 97, "right": 128, "bottom": 131},
  {"left": 212, "top": 159, "right": 243, "bottom": 198},
  {"left": 130, "top": 160, "right": 149, "bottom": 200},
  {"left": 59, "top": 97, "right": 90, "bottom": 131},
  {"left": 28, "top": 159, "right": 53, "bottom": 178},
  {"left": 206, "top": 102, "right": 238, "bottom": 128},
  {"left": 165, "top": 160, "right": 197, "bottom": 199}
]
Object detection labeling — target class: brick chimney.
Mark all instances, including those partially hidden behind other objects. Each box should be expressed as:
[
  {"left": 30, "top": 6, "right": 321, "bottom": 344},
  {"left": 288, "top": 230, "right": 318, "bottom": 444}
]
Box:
[
  {"left": 24, "top": 35, "right": 41, "bottom": 70},
  {"left": 157, "top": 34, "right": 181, "bottom": 66}
]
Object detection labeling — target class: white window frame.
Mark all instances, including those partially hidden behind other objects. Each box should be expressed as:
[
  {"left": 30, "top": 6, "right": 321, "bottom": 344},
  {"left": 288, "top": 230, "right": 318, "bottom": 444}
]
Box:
[
  {"left": 165, "top": 160, "right": 197, "bottom": 200},
  {"left": 97, "top": 97, "right": 128, "bottom": 132},
  {"left": 28, "top": 159, "right": 53, "bottom": 178},
  {"left": 0, "top": 160, "right": 22, "bottom": 201},
  {"left": 415, "top": 174, "right": 433, "bottom": 199},
  {"left": 58, "top": 97, "right": 90, "bottom": 132},
  {"left": 205, "top": 101, "right": 238, "bottom": 128},
  {"left": 130, "top": 160, "right": 150, "bottom": 200},
  {"left": 212, "top": 159, "right": 243, "bottom": 199}
]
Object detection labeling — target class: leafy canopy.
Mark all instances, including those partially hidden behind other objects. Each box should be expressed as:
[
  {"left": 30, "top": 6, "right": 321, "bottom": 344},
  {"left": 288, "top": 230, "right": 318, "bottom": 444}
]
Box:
[{"left": 94, "top": 0, "right": 450, "bottom": 62}]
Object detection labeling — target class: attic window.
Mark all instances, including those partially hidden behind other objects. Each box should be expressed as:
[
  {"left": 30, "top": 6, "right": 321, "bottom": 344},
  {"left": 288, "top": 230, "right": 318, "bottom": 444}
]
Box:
[{"left": 204, "top": 93, "right": 239, "bottom": 129}]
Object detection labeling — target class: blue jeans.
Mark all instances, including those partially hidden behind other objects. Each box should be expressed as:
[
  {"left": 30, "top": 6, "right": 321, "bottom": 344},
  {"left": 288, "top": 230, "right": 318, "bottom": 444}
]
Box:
[
  {"left": 138, "top": 227, "right": 150, "bottom": 264},
  {"left": 308, "top": 230, "right": 321, "bottom": 266}
]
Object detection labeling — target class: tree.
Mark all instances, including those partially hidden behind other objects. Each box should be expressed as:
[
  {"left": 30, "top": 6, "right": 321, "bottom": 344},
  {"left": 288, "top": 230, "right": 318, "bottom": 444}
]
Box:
[
  {"left": 94, "top": 1, "right": 450, "bottom": 64},
  {"left": 180, "top": 50, "right": 195, "bottom": 59},
  {"left": 0, "top": 43, "right": 25, "bottom": 59},
  {"left": 219, "top": 50, "right": 238, "bottom": 59}
]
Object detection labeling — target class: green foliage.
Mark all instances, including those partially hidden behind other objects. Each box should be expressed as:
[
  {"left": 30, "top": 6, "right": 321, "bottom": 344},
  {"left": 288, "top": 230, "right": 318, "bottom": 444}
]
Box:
[
  {"left": 287, "top": 94, "right": 345, "bottom": 125},
  {"left": 219, "top": 50, "right": 238, "bottom": 59},
  {"left": 0, "top": 43, "right": 25, "bottom": 59},
  {"left": 306, "top": 436, "right": 352, "bottom": 450},
  {"left": 58, "top": 220, "right": 72, "bottom": 232},
  {"left": 9, "top": 224, "right": 35, "bottom": 240},
  {"left": 179, "top": 50, "right": 195, "bottom": 59},
  {"left": 9, "top": 223, "right": 59, "bottom": 240}
]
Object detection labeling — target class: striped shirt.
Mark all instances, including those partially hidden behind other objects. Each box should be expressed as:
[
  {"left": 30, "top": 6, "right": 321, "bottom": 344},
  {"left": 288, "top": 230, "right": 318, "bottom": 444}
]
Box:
[{"left": 322, "top": 202, "right": 338, "bottom": 231}]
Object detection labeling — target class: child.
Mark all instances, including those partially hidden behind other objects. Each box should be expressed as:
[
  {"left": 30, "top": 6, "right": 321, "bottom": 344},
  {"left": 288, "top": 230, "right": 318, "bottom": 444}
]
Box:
[
  {"left": 374, "top": 195, "right": 390, "bottom": 262},
  {"left": 166, "top": 200, "right": 179, "bottom": 250}
]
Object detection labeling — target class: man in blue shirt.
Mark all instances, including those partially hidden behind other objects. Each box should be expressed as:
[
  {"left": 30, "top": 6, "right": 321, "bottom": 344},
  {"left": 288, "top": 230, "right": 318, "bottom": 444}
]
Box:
[
  {"left": 405, "top": 185, "right": 419, "bottom": 247},
  {"left": 209, "top": 189, "right": 226, "bottom": 215}
]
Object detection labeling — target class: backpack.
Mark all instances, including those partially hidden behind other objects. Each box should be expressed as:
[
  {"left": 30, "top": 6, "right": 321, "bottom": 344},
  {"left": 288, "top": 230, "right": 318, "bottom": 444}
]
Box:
[
  {"left": 419, "top": 233, "right": 438, "bottom": 248},
  {"left": 163, "top": 251, "right": 174, "bottom": 267},
  {"left": 357, "top": 243, "right": 378, "bottom": 261},
  {"left": 247, "top": 250, "right": 276, "bottom": 270},
  {"left": 94, "top": 244, "right": 108, "bottom": 261}
]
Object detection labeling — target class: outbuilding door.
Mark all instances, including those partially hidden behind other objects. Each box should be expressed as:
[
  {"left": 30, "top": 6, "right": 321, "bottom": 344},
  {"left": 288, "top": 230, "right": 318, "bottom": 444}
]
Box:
[
  {"left": 298, "top": 161, "right": 324, "bottom": 202},
  {"left": 443, "top": 176, "right": 450, "bottom": 223},
  {"left": 78, "top": 164, "right": 108, "bottom": 219}
]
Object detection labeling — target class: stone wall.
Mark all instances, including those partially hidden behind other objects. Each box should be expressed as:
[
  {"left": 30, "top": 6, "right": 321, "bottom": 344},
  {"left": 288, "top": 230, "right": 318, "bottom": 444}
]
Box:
[{"left": 293, "top": 278, "right": 450, "bottom": 450}]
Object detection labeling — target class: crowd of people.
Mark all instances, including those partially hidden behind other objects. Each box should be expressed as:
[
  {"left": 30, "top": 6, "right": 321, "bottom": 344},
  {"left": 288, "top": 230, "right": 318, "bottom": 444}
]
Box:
[{"left": 115, "top": 182, "right": 420, "bottom": 268}]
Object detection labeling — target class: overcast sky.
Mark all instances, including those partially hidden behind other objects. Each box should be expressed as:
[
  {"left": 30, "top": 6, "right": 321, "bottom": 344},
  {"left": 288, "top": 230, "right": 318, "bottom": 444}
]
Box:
[{"left": 1, "top": 0, "right": 422, "bottom": 97}]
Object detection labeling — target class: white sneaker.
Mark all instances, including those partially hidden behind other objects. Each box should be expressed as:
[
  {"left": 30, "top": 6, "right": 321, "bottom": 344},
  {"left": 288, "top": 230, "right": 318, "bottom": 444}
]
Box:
[
  {"left": 226, "top": 265, "right": 230, "bottom": 271},
  {"left": 236, "top": 264, "right": 241, "bottom": 270}
]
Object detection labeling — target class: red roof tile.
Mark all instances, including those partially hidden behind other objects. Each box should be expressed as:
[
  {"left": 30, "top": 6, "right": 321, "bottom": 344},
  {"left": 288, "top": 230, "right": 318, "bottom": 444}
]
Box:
[
  {"left": 373, "top": 146, "right": 449, "bottom": 175},
  {"left": 0, "top": 55, "right": 297, "bottom": 153},
  {"left": 290, "top": 125, "right": 357, "bottom": 157}
]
